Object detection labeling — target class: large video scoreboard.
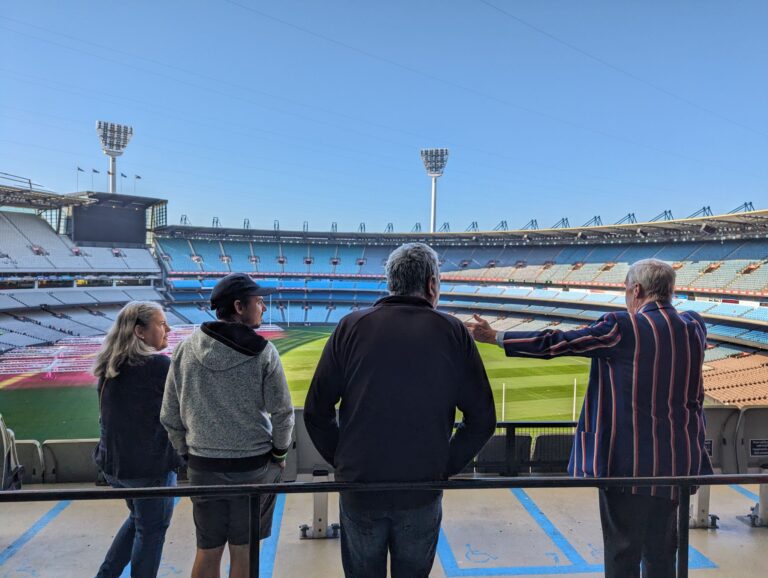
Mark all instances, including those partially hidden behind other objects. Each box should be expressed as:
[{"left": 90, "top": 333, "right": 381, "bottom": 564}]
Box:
[{"left": 71, "top": 192, "right": 166, "bottom": 246}]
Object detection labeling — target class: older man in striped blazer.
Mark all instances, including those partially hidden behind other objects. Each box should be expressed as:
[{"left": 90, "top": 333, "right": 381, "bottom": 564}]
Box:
[{"left": 466, "top": 258, "right": 713, "bottom": 578}]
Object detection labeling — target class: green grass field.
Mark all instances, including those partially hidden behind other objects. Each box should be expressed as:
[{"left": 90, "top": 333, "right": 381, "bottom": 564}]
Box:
[
  {"left": 0, "top": 327, "right": 589, "bottom": 441},
  {"left": 280, "top": 331, "right": 590, "bottom": 421}
]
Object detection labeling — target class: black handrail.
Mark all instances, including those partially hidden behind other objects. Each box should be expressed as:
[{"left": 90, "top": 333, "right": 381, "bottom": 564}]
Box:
[{"left": 1, "top": 473, "right": 766, "bottom": 578}]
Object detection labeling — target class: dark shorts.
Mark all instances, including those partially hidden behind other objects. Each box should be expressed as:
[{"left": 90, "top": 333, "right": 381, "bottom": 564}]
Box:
[{"left": 188, "top": 461, "right": 282, "bottom": 549}]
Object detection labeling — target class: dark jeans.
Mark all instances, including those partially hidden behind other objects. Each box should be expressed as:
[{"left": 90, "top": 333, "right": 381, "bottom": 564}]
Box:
[
  {"left": 599, "top": 489, "right": 678, "bottom": 578},
  {"left": 339, "top": 493, "right": 442, "bottom": 578},
  {"left": 95, "top": 471, "right": 176, "bottom": 578}
]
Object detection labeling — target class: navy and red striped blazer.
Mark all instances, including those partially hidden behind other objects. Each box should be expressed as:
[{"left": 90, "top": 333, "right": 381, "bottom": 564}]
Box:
[{"left": 500, "top": 301, "right": 713, "bottom": 497}]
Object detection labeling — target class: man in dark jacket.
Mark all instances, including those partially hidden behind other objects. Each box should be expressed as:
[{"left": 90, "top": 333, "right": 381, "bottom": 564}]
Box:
[
  {"left": 466, "top": 258, "right": 712, "bottom": 578},
  {"left": 304, "top": 242, "right": 496, "bottom": 578}
]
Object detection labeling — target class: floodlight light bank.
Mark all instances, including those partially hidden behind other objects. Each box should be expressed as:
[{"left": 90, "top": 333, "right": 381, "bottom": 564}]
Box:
[
  {"left": 420, "top": 148, "right": 449, "bottom": 233},
  {"left": 96, "top": 121, "right": 134, "bottom": 193}
]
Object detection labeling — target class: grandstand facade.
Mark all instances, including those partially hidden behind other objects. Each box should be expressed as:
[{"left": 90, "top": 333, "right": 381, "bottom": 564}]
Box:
[
  {"left": 0, "top": 185, "right": 171, "bottom": 352},
  {"left": 1, "top": 183, "right": 767, "bottom": 406},
  {"left": 154, "top": 211, "right": 768, "bottom": 407}
]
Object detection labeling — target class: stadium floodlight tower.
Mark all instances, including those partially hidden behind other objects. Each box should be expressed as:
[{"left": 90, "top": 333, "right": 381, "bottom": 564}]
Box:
[
  {"left": 420, "top": 148, "right": 449, "bottom": 233},
  {"left": 96, "top": 121, "right": 134, "bottom": 193}
]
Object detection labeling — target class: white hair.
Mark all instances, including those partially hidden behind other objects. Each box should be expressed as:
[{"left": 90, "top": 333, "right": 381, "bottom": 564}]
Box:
[
  {"left": 385, "top": 243, "right": 440, "bottom": 297},
  {"left": 627, "top": 259, "right": 676, "bottom": 301}
]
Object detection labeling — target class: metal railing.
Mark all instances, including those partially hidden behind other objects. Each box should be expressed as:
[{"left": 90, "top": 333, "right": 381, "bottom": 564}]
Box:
[{"left": 1, "top": 473, "right": 766, "bottom": 578}]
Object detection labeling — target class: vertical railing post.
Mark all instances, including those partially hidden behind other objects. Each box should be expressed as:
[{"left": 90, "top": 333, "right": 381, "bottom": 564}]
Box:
[
  {"left": 677, "top": 485, "right": 691, "bottom": 578},
  {"left": 505, "top": 424, "right": 518, "bottom": 476},
  {"left": 249, "top": 493, "right": 261, "bottom": 578}
]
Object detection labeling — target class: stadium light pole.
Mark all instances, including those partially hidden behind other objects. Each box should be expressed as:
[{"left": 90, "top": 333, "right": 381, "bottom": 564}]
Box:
[
  {"left": 96, "top": 121, "right": 134, "bottom": 194},
  {"left": 420, "top": 148, "right": 449, "bottom": 233}
]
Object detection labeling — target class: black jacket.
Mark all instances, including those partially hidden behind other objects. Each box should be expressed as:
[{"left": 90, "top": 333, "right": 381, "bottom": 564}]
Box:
[
  {"left": 304, "top": 295, "right": 496, "bottom": 508},
  {"left": 94, "top": 354, "right": 182, "bottom": 479}
]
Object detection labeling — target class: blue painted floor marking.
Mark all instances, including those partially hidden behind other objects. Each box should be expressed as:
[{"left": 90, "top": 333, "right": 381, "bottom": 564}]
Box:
[
  {"left": 688, "top": 546, "right": 718, "bottom": 570},
  {"left": 0, "top": 501, "right": 71, "bottom": 567},
  {"left": 116, "top": 495, "right": 284, "bottom": 578},
  {"left": 729, "top": 484, "right": 759, "bottom": 502},
  {"left": 510, "top": 488, "right": 587, "bottom": 566},
  {"left": 437, "top": 529, "right": 603, "bottom": 576},
  {"left": 437, "top": 488, "right": 717, "bottom": 576},
  {"left": 259, "top": 494, "right": 286, "bottom": 578}
]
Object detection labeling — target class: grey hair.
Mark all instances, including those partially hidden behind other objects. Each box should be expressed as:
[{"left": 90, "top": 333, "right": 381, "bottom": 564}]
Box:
[
  {"left": 93, "top": 301, "right": 164, "bottom": 379},
  {"left": 385, "top": 242, "right": 440, "bottom": 297},
  {"left": 626, "top": 258, "right": 676, "bottom": 301}
]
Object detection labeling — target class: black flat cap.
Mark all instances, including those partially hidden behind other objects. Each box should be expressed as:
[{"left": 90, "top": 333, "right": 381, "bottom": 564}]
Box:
[{"left": 210, "top": 273, "right": 275, "bottom": 310}]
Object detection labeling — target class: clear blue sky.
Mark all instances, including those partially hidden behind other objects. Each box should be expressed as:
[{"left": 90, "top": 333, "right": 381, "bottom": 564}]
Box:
[{"left": 1, "top": 1, "right": 766, "bottom": 232}]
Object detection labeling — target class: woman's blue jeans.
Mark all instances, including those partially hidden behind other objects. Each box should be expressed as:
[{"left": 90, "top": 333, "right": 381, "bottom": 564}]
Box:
[{"left": 95, "top": 471, "right": 176, "bottom": 578}]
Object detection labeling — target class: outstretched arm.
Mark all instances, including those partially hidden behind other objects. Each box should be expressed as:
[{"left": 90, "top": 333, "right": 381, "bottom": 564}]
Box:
[{"left": 467, "top": 313, "right": 622, "bottom": 359}]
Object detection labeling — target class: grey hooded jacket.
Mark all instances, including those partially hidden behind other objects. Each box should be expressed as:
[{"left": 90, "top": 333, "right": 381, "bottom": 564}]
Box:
[{"left": 161, "top": 321, "right": 294, "bottom": 459}]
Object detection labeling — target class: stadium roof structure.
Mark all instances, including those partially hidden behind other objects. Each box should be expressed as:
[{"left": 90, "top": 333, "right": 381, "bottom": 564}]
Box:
[
  {"left": 156, "top": 209, "right": 768, "bottom": 246},
  {"left": 0, "top": 183, "right": 96, "bottom": 210},
  {"left": 75, "top": 191, "right": 167, "bottom": 210}
]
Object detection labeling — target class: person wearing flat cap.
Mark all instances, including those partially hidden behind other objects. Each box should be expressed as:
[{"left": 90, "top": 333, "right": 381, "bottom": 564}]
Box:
[{"left": 161, "top": 273, "right": 294, "bottom": 578}]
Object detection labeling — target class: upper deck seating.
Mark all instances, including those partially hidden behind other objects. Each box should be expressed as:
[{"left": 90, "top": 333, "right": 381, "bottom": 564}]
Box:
[
  {"left": 703, "top": 344, "right": 750, "bottom": 362},
  {"left": 168, "top": 279, "right": 202, "bottom": 290},
  {"left": 305, "top": 306, "right": 328, "bottom": 323},
  {"left": 740, "top": 330, "right": 768, "bottom": 345},
  {"left": 334, "top": 246, "right": 366, "bottom": 275},
  {"left": 0, "top": 211, "right": 80, "bottom": 271},
  {"left": 220, "top": 241, "right": 253, "bottom": 272},
  {"left": 84, "top": 289, "right": 132, "bottom": 304},
  {"left": 26, "top": 310, "right": 103, "bottom": 337},
  {"left": 286, "top": 303, "right": 307, "bottom": 324},
  {"left": 47, "top": 290, "right": 96, "bottom": 306},
  {"left": 581, "top": 293, "right": 617, "bottom": 304},
  {"left": 173, "top": 305, "right": 214, "bottom": 325},
  {"left": 476, "top": 286, "right": 505, "bottom": 296},
  {"left": 156, "top": 238, "right": 199, "bottom": 271},
  {"left": 675, "top": 299, "right": 716, "bottom": 313},
  {"left": 708, "top": 324, "right": 749, "bottom": 338},
  {"left": 727, "top": 263, "right": 768, "bottom": 293},
  {"left": 190, "top": 240, "right": 230, "bottom": 273},
  {"left": 743, "top": 307, "right": 768, "bottom": 322},
  {"left": 122, "top": 288, "right": 163, "bottom": 301},
  {"left": 163, "top": 309, "right": 187, "bottom": 327},
  {"left": 0, "top": 316, "right": 67, "bottom": 342},
  {"left": 502, "top": 287, "right": 533, "bottom": 297},
  {"left": 62, "top": 308, "right": 115, "bottom": 332},
  {"left": 708, "top": 303, "right": 753, "bottom": 317}
]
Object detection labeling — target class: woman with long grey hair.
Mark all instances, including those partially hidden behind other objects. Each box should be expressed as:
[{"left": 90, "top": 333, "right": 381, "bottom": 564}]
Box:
[{"left": 93, "top": 301, "right": 181, "bottom": 578}]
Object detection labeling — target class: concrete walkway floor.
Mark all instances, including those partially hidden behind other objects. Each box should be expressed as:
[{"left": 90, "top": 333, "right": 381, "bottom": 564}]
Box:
[{"left": 1, "top": 484, "right": 765, "bottom": 577}]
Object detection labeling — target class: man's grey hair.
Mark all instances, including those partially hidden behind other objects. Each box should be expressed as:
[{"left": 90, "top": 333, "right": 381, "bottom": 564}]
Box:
[
  {"left": 627, "top": 258, "right": 676, "bottom": 301},
  {"left": 385, "top": 242, "right": 440, "bottom": 297}
]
